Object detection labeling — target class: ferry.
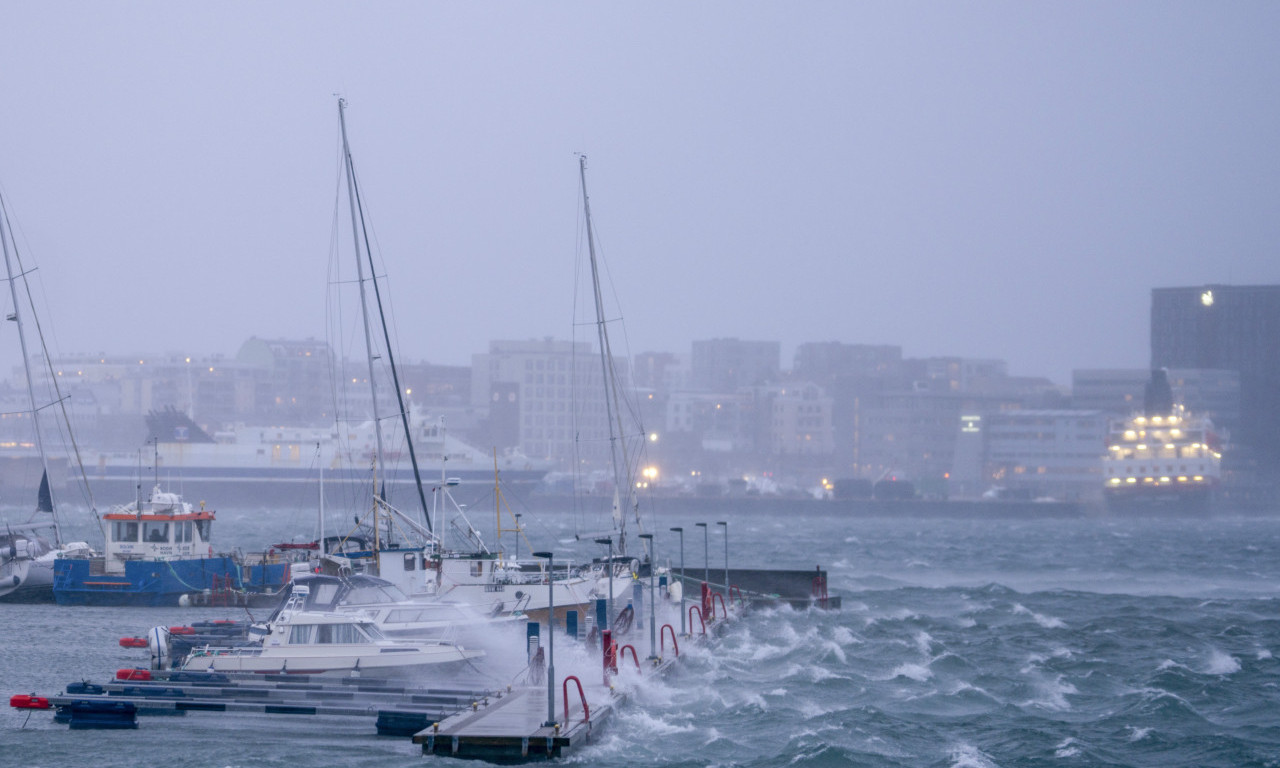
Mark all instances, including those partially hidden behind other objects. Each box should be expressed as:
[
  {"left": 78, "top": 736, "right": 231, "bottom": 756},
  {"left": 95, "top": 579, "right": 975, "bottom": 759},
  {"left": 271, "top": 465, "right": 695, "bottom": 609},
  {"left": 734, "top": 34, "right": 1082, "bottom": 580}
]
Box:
[
  {"left": 71, "top": 407, "right": 551, "bottom": 506},
  {"left": 1102, "top": 370, "right": 1222, "bottom": 515}
]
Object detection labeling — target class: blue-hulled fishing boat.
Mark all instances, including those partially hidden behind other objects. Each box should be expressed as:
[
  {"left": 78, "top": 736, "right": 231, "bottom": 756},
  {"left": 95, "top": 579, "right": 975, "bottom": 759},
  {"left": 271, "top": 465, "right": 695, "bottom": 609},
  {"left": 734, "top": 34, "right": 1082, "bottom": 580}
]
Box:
[{"left": 52, "top": 485, "right": 288, "bottom": 606}]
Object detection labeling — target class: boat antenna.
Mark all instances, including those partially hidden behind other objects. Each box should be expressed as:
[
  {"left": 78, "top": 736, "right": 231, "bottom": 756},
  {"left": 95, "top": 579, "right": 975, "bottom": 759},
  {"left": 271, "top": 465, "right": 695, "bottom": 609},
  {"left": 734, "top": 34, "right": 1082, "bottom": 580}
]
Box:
[
  {"left": 336, "top": 98, "right": 433, "bottom": 534},
  {"left": 0, "top": 191, "right": 61, "bottom": 546}
]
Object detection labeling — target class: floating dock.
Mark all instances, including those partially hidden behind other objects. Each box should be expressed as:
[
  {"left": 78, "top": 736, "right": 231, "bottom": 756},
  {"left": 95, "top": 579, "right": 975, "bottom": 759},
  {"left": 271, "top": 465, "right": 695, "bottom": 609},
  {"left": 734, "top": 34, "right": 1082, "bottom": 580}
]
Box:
[{"left": 14, "top": 568, "right": 838, "bottom": 762}]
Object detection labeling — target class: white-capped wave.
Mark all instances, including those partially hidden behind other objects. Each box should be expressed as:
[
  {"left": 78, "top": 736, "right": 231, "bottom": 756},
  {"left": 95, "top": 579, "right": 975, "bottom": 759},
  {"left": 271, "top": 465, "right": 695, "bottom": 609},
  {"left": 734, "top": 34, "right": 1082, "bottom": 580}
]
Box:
[
  {"left": 1022, "top": 674, "right": 1077, "bottom": 711},
  {"left": 1012, "top": 603, "right": 1065, "bottom": 629},
  {"left": 819, "top": 638, "right": 848, "bottom": 664},
  {"left": 889, "top": 662, "right": 933, "bottom": 682},
  {"left": 621, "top": 708, "right": 697, "bottom": 736},
  {"left": 831, "top": 625, "right": 857, "bottom": 645},
  {"left": 1156, "top": 658, "right": 1187, "bottom": 672},
  {"left": 913, "top": 631, "right": 934, "bottom": 655},
  {"left": 948, "top": 742, "right": 1001, "bottom": 768},
  {"left": 1257, "top": 648, "right": 1273, "bottom": 660},
  {"left": 1202, "top": 649, "right": 1240, "bottom": 675},
  {"left": 1126, "top": 726, "right": 1153, "bottom": 742},
  {"left": 1053, "top": 737, "right": 1080, "bottom": 758}
]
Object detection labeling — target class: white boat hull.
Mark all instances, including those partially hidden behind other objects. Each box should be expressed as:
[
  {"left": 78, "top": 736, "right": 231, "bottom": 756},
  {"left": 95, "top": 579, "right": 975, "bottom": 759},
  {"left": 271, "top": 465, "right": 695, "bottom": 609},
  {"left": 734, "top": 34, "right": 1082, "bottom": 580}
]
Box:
[{"left": 182, "top": 642, "right": 483, "bottom": 676}]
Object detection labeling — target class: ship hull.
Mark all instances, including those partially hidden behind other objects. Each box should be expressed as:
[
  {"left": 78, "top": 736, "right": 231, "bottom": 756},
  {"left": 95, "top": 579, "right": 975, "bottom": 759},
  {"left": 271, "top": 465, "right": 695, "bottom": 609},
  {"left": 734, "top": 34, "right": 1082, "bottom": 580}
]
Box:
[
  {"left": 1103, "top": 484, "right": 1215, "bottom": 516},
  {"left": 53, "top": 556, "right": 288, "bottom": 607}
]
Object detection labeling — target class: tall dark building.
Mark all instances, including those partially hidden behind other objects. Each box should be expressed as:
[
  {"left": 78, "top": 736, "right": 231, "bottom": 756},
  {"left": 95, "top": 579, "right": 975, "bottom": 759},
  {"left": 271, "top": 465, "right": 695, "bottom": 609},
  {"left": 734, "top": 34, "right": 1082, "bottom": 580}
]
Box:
[{"left": 1151, "top": 285, "right": 1280, "bottom": 466}]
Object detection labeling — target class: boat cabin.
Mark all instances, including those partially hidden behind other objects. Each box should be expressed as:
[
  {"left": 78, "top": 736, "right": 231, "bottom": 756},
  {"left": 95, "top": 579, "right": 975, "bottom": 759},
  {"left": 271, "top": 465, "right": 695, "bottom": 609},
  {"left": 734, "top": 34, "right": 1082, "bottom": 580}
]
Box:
[{"left": 100, "top": 486, "right": 215, "bottom": 573}]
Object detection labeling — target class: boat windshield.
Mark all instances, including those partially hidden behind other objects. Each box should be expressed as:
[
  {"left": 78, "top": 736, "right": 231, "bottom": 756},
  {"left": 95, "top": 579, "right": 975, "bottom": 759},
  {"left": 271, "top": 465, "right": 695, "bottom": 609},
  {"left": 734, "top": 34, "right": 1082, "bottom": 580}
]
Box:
[{"left": 345, "top": 584, "right": 406, "bottom": 605}]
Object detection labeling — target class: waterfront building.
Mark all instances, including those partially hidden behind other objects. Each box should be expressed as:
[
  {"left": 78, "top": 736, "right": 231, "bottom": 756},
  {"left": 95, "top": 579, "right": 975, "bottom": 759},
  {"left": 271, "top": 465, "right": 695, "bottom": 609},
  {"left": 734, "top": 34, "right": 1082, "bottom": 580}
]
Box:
[
  {"left": 981, "top": 409, "right": 1108, "bottom": 501},
  {"left": 768, "top": 383, "right": 835, "bottom": 457},
  {"left": 471, "top": 339, "right": 626, "bottom": 468},
  {"left": 1151, "top": 285, "right": 1280, "bottom": 465}
]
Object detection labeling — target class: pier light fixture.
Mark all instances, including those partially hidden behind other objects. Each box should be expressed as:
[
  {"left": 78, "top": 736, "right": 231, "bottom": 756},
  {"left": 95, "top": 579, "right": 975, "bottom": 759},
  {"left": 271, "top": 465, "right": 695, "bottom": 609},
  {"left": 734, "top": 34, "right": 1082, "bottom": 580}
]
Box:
[
  {"left": 695, "top": 523, "right": 709, "bottom": 586},
  {"left": 716, "top": 522, "right": 729, "bottom": 604},
  {"left": 639, "top": 533, "right": 657, "bottom": 660},
  {"left": 670, "top": 527, "right": 685, "bottom": 634},
  {"left": 532, "top": 551, "right": 556, "bottom": 728},
  {"left": 594, "top": 537, "right": 614, "bottom": 631}
]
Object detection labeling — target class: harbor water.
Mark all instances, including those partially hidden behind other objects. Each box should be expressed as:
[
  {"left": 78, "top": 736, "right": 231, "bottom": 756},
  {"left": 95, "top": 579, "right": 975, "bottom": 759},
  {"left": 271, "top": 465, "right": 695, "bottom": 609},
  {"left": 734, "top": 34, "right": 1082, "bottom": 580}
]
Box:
[{"left": 4, "top": 503, "right": 1280, "bottom": 767}]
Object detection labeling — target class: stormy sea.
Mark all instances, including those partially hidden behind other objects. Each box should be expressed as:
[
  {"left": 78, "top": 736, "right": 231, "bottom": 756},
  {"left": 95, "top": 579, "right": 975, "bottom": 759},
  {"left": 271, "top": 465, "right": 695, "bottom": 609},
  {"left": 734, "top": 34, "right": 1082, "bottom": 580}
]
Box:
[{"left": 3, "top": 504, "right": 1279, "bottom": 768}]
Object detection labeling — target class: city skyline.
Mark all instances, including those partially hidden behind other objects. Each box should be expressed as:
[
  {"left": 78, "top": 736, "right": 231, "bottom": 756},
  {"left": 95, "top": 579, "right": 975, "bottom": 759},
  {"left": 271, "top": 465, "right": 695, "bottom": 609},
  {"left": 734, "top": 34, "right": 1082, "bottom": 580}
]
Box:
[{"left": 1, "top": 4, "right": 1277, "bottom": 390}]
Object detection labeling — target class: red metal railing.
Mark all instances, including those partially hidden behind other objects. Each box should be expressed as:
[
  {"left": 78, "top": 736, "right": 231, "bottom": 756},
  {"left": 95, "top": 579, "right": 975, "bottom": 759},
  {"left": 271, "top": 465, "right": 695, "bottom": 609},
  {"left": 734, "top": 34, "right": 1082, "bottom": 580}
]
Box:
[
  {"left": 562, "top": 675, "right": 589, "bottom": 726},
  {"left": 660, "top": 624, "right": 679, "bottom": 657},
  {"left": 618, "top": 644, "right": 640, "bottom": 669},
  {"left": 688, "top": 605, "right": 706, "bottom": 635}
]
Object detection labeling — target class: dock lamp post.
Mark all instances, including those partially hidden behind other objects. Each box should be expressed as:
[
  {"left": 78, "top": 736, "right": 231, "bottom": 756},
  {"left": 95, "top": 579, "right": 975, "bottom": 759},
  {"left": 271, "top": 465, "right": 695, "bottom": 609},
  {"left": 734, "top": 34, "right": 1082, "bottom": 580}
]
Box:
[
  {"left": 594, "top": 537, "right": 613, "bottom": 631},
  {"left": 669, "top": 527, "right": 685, "bottom": 635},
  {"left": 717, "top": 521, "right": 729, "bottom": 604},
  {"left": 638, "top": 533, "right": 657, "bottom": 660},
  {"left": 514, "top": 513, "right": 522, "bottom": 561},
  {"left": 533, "top": 551, "right": 555, "bottom": 727},
  {"left": 695, "top": 522, "right": 709, "bottom": 587}
]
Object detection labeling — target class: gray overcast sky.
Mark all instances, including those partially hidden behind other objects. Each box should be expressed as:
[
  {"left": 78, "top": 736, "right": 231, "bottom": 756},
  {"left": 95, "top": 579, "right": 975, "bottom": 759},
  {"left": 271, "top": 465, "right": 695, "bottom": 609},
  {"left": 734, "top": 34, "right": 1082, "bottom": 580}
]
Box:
[{"left": 1, "top": 2, "right": 1277, "bottom": 387}]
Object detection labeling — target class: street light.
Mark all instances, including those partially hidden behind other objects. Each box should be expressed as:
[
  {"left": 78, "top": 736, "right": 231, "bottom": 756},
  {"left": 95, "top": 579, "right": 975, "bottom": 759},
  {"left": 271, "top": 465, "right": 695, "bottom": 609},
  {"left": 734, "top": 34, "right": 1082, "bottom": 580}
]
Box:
[
  {"left": 638, "top": 533, "right": 656, "bottom": 660},
  {"left": 594, "top": 537, "right": 613, "bottom": 631},
  {"left": 669, "top": 527, "right": 685, "bottom": 635},
  {"left": 514, "top": 513, "right": 522, "bottom": 561},
  {"left": 533, "top": 550, "right": 555, "bottom": 727},
  {"left": 717, "top": 521, "right": 729, "bottom": 604},
  {"left": 695, "top": 522, "right": 709, "bottom": 587}
]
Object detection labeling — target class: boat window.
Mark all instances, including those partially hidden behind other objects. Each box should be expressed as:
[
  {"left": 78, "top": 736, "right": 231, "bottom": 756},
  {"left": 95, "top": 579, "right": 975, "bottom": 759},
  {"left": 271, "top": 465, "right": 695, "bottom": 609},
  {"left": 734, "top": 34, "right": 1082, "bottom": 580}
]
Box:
[
  {"left": 176, "top": 521, "right": 192, "bottom": 543},
  {"left": 387, "top": 609, "right": 425, "bottom": 624},
  {"left": 143, "top": 522, "right": 170, "bottom": 543},
  {"left": 309, "top": 583, "right": 340, "bottom": 608},
  {"left": 315, "top": 623, "right": 364, "bottom": 644},
  {"left": 113, "top": 521, "right": 139, "bottom": 543},
  {"left": 288, "top": 624, "right": 317, "bottom": 644},
  {"left": 195, "top": 520, "right": 211, "bottom": 541},
  {"left": 348, "top": 586, "right": 397, "bottom": 604},
  {"left": 404, "top": 553, "right": 416, "bottom": 572},
  {"left": 360, "top": 622, "right": 386, "bottom": 641},
  {"left": 471, "top": 560, "right": 484, "bottom": 577}
]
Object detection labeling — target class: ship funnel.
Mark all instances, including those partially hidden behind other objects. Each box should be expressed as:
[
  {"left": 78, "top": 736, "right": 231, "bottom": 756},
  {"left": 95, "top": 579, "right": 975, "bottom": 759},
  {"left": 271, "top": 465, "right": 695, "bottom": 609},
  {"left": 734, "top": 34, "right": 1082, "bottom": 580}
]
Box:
[{"left": 1143, "top": 369, "right": 1174, "bottom": 416}]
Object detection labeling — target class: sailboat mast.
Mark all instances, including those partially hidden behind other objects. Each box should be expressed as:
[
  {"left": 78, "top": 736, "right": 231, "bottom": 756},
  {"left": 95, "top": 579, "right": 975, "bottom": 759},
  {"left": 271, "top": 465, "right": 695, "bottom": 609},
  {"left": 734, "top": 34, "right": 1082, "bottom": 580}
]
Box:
[
  {"left": 578, "top": 155, "right": 635, "bottom": 555},
  {"left": 0, "top": 195, "right": 60, "bottom": 546},
  {"left": 338, "top": 99, "right": 388, "bottom": 503},
  {"left": 336, "top": 99, "right": 434, "bottom": 534}
]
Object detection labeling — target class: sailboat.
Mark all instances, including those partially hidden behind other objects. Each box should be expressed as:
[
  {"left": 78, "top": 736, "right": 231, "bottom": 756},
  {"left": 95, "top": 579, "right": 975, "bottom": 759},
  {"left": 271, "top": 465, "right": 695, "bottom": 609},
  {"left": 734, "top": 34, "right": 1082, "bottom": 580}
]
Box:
[
  {"left": 0, "top": 187, "right": 94, "bottom": 602},
  {"left": 322, "top": 103, "right": 634, "bottom": 625},
  {"left": 573, "top": 154, "right": 648, "bottom": 561}
]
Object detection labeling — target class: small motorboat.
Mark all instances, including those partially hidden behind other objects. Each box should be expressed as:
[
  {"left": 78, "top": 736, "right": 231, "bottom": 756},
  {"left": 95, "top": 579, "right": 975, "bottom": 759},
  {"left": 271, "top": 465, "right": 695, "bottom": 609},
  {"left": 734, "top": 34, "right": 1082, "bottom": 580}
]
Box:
[{"left": 180, "top": 585, "right": 483, "bottom": 677}]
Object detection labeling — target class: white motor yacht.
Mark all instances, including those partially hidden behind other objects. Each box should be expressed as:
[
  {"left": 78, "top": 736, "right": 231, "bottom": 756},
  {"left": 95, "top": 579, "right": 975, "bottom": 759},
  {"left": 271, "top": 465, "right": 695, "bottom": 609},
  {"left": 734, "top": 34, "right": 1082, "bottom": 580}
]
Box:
[{"left": 181, "top": 585, "right": 483, "bottom": 676}]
